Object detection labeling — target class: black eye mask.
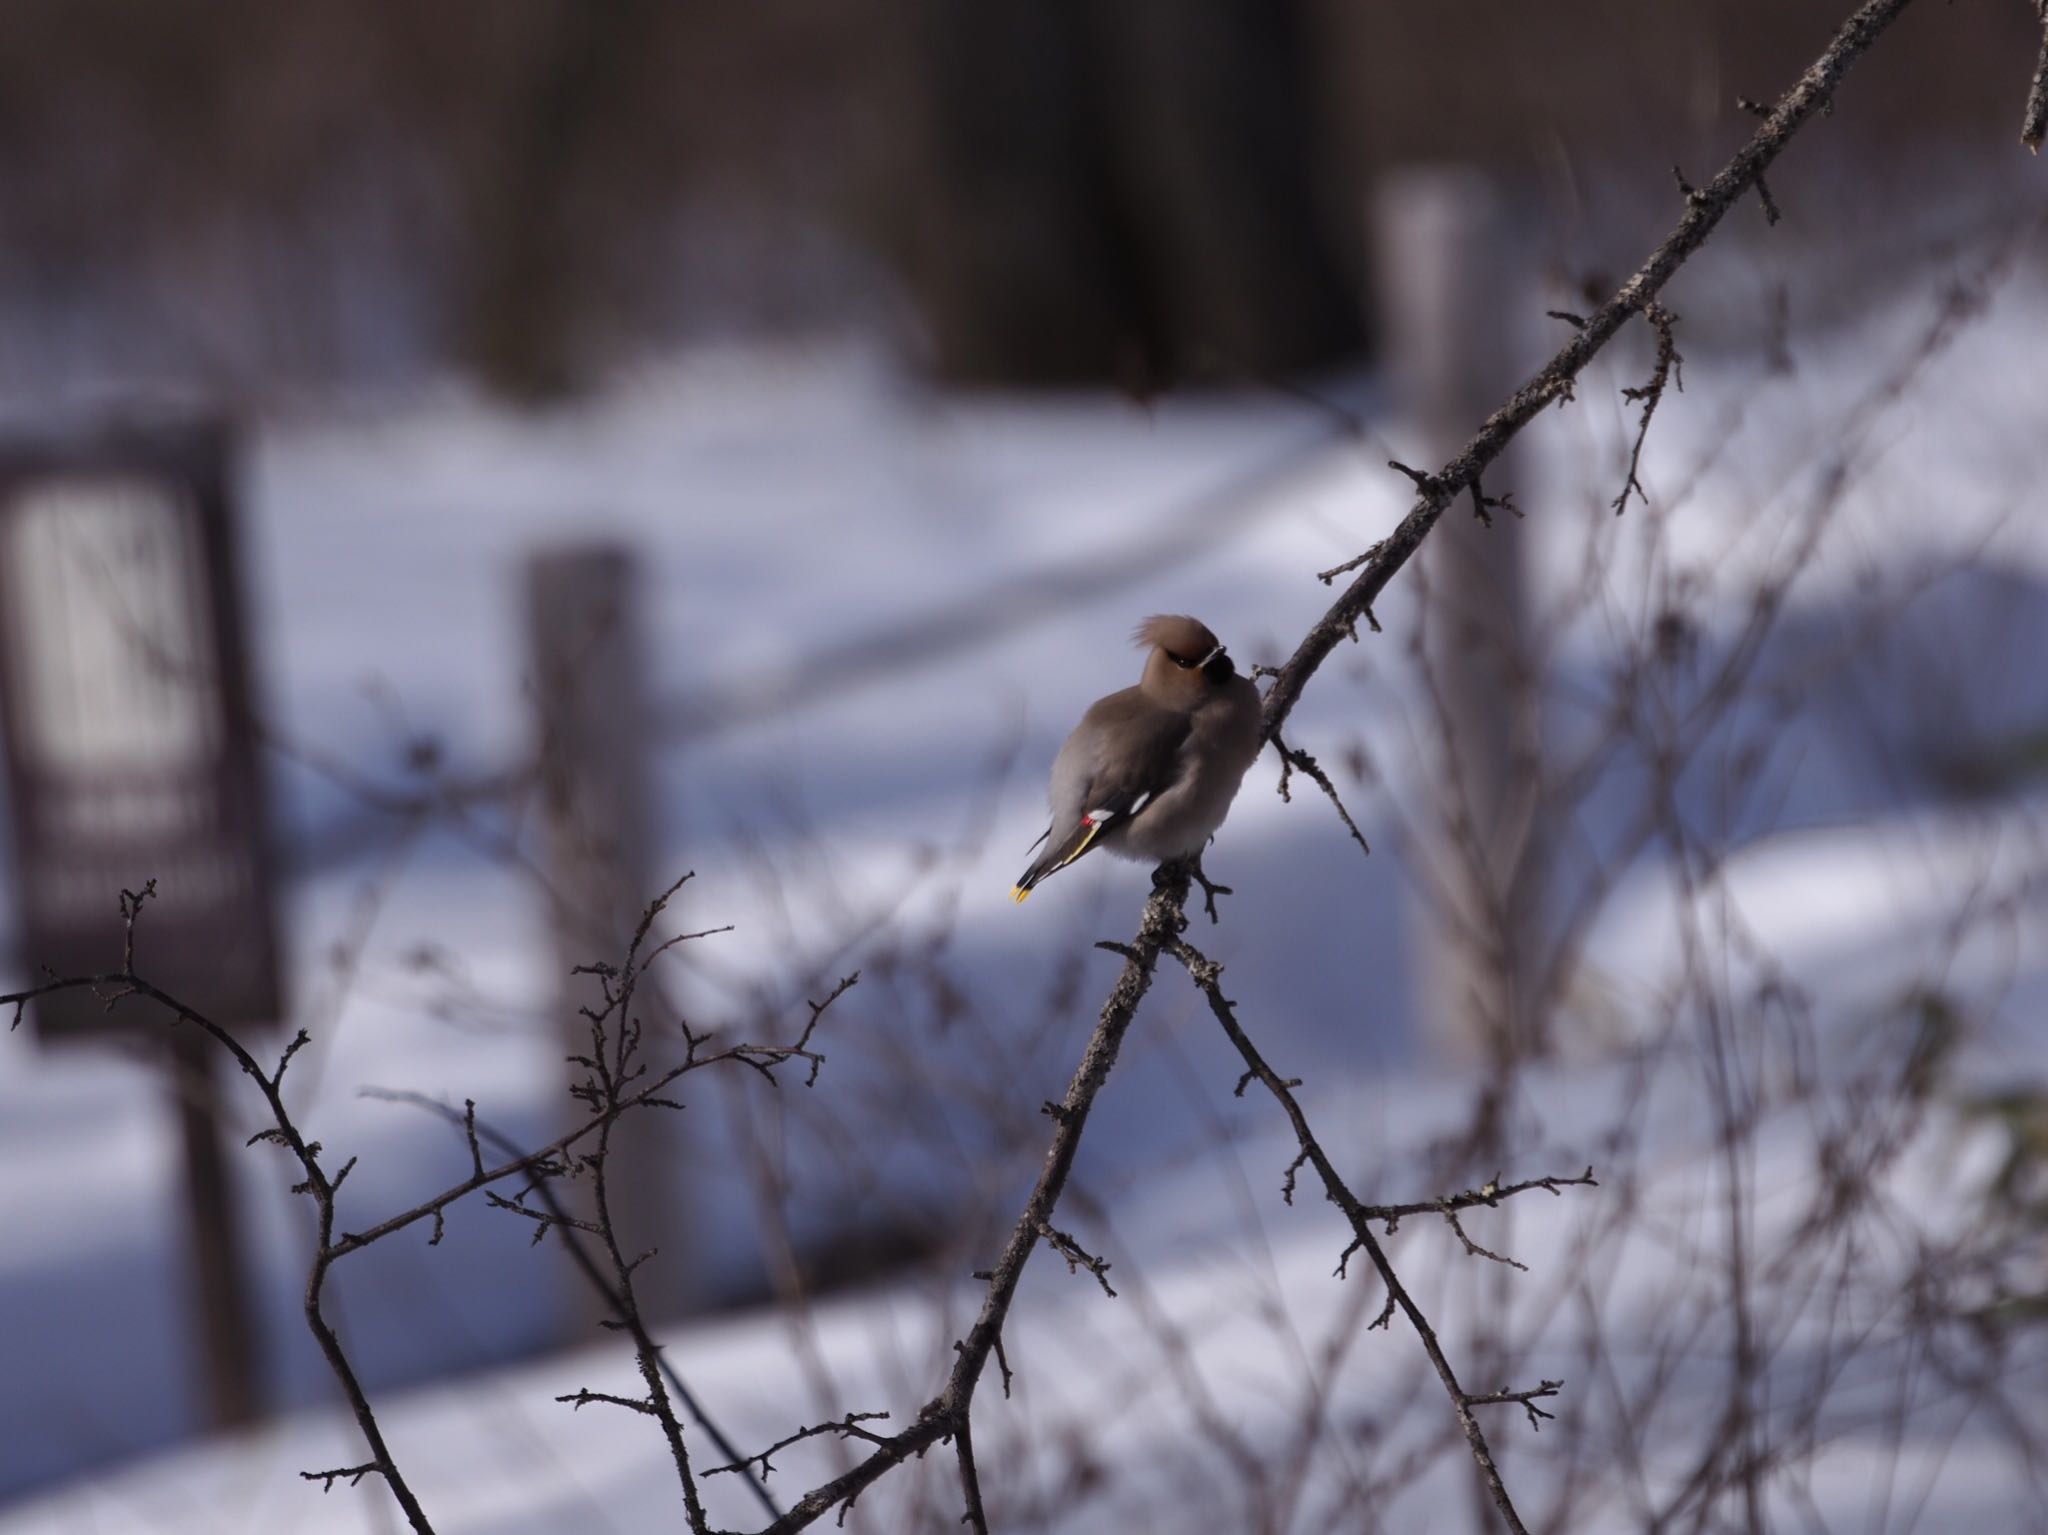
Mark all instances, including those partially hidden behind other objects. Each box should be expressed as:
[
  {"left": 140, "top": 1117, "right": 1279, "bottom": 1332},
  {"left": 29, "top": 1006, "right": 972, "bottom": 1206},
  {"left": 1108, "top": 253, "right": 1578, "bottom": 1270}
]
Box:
[{"left": 1169, "top": 643, "right": 1230, "bottom": 677}]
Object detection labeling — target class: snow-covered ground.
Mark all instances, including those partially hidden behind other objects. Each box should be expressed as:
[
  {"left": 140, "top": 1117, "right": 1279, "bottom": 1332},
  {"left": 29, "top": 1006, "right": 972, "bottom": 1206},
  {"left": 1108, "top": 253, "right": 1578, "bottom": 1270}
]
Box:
[{"left": 4, "top": 233, "right": 2048, "bottom": 1531}]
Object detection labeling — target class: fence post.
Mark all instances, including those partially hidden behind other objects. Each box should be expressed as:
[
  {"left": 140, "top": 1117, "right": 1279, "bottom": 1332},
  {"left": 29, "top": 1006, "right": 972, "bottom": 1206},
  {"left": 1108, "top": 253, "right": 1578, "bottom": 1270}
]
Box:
[
  {"left": 525, "top": 543, "right": 691, "bottom": 1326},
  {"left": 169, "top": 1027, "right": 262, "bottom": 1427},
  {"left": 1371, "top": 169, "right": 1548, "bottom": 1064}
]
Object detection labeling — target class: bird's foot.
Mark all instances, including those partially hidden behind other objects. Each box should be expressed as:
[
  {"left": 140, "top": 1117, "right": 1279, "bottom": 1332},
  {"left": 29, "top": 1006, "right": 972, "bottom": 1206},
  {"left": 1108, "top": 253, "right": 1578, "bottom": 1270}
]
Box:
[{"left": 1187, "top": 856, "right": 1232, "bottom": 925}]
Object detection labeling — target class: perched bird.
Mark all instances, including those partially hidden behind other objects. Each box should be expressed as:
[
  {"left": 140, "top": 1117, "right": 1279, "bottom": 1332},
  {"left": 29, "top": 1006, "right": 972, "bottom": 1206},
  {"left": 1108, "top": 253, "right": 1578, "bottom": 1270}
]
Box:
[{"left": 1012, "top": 615, "right": 1264, "bottom": 902}]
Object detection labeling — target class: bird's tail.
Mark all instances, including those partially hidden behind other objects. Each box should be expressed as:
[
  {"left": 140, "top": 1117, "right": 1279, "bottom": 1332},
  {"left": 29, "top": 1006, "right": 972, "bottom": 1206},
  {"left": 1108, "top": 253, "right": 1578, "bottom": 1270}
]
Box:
[{"left": 1010, "top": 817, "right": 1105, "bottom": 903}]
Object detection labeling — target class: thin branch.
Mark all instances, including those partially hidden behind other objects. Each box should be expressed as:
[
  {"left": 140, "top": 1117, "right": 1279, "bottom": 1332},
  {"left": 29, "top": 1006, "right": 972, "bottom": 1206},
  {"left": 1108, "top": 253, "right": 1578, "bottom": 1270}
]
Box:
[
  {"left": 1611, "top": 302, "right": 1684, "bottom": 515},
  {"left": 2024, "top": 0, "right": 2048, "bottom": 153},
  {"left": 303, "top": 1463, "right": 382, "bottom": 1493},
  {"left": 954, "top": 1414, "right": 991, "bottom": 1535},
  {"left": 1315, "top": 539, "right": 1386, "bottom": 593},
  {"left": 1272, "top": 731, "right": 1372, "bottom": 858},
  {"left": 363, "top": 1087, "right": 785, "bottom": 1525},
  {"left": 1035, "top": 1219, "right": 1118, "bottom": 1298},
  {"left": 1362, "top": 1169, "right": 1601, "bottom": 1226},
  {"left": 1435, "top": 1203, "right": 1530, "bottom": 1272},
  {"left": 0, "top": 934, "right": 439, "bottom": 1532},
  {"left": 321, "top": 960, "right": 851, "bottom": 1259},
  {"left": 1464, "top": 1379, "right": 1565, "bottom": 1432},
  {"left": 1168, "top": 936, "right": 1595, "bottom": 1535},
  {"left": 0, "top": 872, "right": 827, "bottom": 1535},
  {"left": 1259, "top": 0, "right": 1925, "bottom": 751},
  {"left": 751, "top": 867, "right": 1195, "bottom": 1534},
  {"left": 565, "top": 881, "right": 717, "bottom": 1535},
  {"left": 556, "top": 1389, "right": 660, "bottom": 1417},
  {"left": 705, "top": 1412, "right": 894, "bottom": 1481}
]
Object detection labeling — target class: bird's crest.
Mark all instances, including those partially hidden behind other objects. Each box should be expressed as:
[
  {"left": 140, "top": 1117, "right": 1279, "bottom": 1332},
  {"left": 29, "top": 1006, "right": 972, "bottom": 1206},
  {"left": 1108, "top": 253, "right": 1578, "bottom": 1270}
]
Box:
[{"left": 1133, "top": 614, "right": 1219, "bottom": 664}]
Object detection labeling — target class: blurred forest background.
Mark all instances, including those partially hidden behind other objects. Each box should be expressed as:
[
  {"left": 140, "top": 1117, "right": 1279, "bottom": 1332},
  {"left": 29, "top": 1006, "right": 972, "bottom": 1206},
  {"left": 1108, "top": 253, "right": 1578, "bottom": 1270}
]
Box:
[{"left": 0, "top": 0, "right": 2032, "bottom": 400}]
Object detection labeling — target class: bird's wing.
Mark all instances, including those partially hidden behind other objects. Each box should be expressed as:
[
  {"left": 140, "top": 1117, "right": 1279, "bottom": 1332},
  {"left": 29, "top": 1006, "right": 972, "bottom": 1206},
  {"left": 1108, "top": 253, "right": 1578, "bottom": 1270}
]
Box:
[{"left": 1013, "top": 692, "right": 1191, "bottom": 899}]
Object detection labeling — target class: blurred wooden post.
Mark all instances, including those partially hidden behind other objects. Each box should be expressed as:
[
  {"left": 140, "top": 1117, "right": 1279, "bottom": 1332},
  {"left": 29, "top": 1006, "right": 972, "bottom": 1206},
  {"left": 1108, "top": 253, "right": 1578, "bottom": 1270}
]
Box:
[
  {"left": 1371, "top": 170, "right": 1547, "bottom": 1063},
  {"left": 525, "top": 543, "right": 690, "bottom": 1326},
  {"left": 169, "top": 1027, "right": 261, "bottom": 1427}
]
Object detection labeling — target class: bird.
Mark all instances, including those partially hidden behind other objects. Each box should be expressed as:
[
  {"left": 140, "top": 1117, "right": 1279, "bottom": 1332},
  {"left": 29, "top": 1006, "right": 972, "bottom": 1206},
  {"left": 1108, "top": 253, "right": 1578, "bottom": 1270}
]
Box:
[{"left": 1011, "top": 615, "right": 1264, "bottom": 905}]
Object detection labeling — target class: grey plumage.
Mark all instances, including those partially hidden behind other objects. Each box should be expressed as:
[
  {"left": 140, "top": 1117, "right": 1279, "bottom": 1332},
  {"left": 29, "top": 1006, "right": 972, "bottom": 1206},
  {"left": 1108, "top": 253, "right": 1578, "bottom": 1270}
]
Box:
[{"left": 1012, "top": 615, "right": 1263, "bottom": 901}]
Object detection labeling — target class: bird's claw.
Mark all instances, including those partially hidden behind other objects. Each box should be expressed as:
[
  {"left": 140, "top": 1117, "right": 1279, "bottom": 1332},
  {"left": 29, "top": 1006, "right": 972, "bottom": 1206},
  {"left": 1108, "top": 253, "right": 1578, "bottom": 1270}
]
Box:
[{"left": 1187, "top": 857, "right": 1231, "bottom": 925}]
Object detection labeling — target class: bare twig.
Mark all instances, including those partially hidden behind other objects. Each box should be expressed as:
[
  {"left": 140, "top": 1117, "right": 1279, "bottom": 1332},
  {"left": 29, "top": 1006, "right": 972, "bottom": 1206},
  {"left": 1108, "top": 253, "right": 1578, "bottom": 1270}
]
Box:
[
  {"left": 954, "top": 1414, "right": 991, "bottom": 1535},
  {"left": 750, "top": 867, "right": 1194, "bottom": 1533},
  {"left": 1035, "top": 1218, "right": 1118, "bottom": 1298},
  {"left": 364, "top": 1087, "right": 785, "bottom": 1524},
  {"left": 0, "top": 963, "right": 438, "bottom": 1531},
  {"left": 0, "top": 870, "right": 841, "bottom": 1535},
  {"left": 553, "top": 877, "right": 729, "bottom": 1535},
  {"left": 1167, "top": 936, "right": 1595, "bottom": 1535},
  {"left": 1362, "top": 1169, "right": 1601, "bottom": 1227},
  {"left": 1260, "top": 0, "right": 1925, "bottom": 751},
  {"left": 1465, "top": 1380, "right": 1565, "bottom": 1432},
  {"left": 302, "top": 1463, "right": 382, "bottom": 1493},
  {"left": 705, "top": 1412, "right": 894, "bottom": 1481},
  {"left": 2024, "top": 0, "right": 2048, "bottom": 153},
  {"left": 555, "top": 1389, "right": 659, "bottom": 1418},
  {"left": 1611, "top": 302, "right": 1684, "bottom": 515},
  {"left": 1272, "top": 731, "right": 1372, "bottom": 858}
]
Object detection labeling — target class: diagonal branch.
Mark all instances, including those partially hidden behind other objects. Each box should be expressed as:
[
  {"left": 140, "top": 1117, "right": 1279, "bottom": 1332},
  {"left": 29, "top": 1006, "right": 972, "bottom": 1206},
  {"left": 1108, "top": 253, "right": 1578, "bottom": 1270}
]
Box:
[
  {"left": 750, "top": 867, "right": 1194, "bottom": 1534},
  {"left": 704, "top": 1412, "right": 894, "bottom": 1482},
  {"left": 1273, "top": 730, "right": 1372, "bottom": 858},
  {"left": 1257, "top": 0, "right": 1924, "bottom": 754},
  {"left": 365, "top": 1087, "right": 785, "bottom": 1524},
  {"left": 1610, "top": 301, "right": 1684, "bottom": 515},
  {"left": 1167, "top": 935, "right": 1589, "bottom": 1535},
  {"left": 2024, "top": 0, "right": 2048, "bottom": 153}
]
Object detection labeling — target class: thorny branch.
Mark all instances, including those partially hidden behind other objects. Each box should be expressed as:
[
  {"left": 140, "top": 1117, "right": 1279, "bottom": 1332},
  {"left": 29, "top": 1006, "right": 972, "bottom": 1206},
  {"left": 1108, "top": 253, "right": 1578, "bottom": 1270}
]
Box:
[
  {"left": 705, "top": 1412, "right": 894, "bottom": 1482},
  {"left": 1258, "top": 0, "right": 1929, "bottom": 750},
  {"left": 2, "top": 927, "right": 441, "bottom": 1529},
  {"left": 1168, "top": 936, "right": 1587, "bottom": 1535},
  {"left": 748, "top": 868, "right": 1193, "bottom": 1535},
  {"left": 362, "top": 1087, "right": 786, "bottom": 1523},
  {"left": 2025, "top": 0, "right": 2048, "bottom": 153},
  {"left": 1464, "top": 1380, "right": 1566, "bottom": 1432},
  {"left": 1611, "top": 301, "right": 1684, "bottom": 515},
  {"left": 551, "top": 875, "right": 719, "bottom": 1535},
  {"left": 1034, "top": 1219, "right": 1118, "bottom": 1298},
  {"left": 953, "top": 1416, "right": 991, "bottom": 1535},
  {"left": 3, "top": 874, "right": 851, "bottom": 1535},
  {"left": 303, "top": 1462, "right": 381, "bottom": 1493},
  {"left": 1273, "top": 730, "right": 1372, "bottom": 858}
]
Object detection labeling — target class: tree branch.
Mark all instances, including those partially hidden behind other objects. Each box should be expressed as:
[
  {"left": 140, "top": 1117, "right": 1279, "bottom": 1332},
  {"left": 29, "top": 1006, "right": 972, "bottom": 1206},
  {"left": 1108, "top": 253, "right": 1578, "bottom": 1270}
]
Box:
[
  {"left": 1257, "top": 0, "right": 1924, "bottom": 755},
  {"left": 2024, "top": 0, "right": 2048, "bottom": 153},
  {"left": 1167, "top": 936, "right": 1591, "bottom": 1535},
  {"left": 750, "top": 867, "right": 1194, "bottom": 1533}
]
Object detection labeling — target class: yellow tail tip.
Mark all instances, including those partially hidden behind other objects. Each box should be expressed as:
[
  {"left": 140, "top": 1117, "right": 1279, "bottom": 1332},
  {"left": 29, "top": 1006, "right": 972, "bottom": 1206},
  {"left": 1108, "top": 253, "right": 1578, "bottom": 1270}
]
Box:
[{"left": 1010, "top": 885, "right": 1031, "bottom": 904}]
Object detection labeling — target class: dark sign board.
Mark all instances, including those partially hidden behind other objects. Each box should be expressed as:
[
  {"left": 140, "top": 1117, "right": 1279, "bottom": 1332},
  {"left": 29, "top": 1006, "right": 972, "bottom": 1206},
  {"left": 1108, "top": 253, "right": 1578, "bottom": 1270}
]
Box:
[{"left": 0, "top": 419, "right": 281, "bottom": 1038}]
